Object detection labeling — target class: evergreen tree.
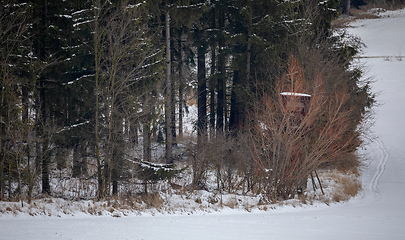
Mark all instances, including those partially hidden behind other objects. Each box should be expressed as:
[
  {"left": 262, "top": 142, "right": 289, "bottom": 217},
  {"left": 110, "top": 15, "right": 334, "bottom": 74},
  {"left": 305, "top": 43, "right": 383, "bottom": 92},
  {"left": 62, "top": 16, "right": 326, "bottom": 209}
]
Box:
[{"left": 29, "top": 0, "right": 84, "bottom": 195}]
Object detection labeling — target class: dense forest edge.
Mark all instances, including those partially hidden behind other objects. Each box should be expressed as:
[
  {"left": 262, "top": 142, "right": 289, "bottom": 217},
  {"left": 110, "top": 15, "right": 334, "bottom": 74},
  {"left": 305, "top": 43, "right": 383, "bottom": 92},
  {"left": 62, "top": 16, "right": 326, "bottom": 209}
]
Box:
[{"left": 1, "top": 0, "right": 403, "bottom": 216}]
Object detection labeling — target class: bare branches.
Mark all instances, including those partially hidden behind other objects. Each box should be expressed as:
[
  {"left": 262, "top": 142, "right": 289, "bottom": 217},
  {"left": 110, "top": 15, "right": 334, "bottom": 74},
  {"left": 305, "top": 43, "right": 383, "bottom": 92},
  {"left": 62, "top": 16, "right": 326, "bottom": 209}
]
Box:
[
  {"left": 92, "top": 0, "right": 160, "bottom": 197},
  {"left": 249, "top": 55, "right": 357, "bottom": 201}
]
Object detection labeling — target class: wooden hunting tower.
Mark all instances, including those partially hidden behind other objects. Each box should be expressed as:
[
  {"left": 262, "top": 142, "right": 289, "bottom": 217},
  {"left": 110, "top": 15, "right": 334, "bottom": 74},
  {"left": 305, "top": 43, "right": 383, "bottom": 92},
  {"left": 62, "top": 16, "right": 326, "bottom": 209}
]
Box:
[
  {"left": 280, "top": 92, "right": 311, "bottom": 117},
  {"left": 280, "top": 92, "right": 312, "bottom": 195}
]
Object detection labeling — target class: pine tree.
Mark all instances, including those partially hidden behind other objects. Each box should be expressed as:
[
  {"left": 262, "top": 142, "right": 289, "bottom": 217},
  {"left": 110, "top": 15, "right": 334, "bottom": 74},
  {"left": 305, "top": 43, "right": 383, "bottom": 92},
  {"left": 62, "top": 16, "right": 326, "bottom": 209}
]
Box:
[{"left": 29, "top": 0, "right": 83, "bottom": 195}]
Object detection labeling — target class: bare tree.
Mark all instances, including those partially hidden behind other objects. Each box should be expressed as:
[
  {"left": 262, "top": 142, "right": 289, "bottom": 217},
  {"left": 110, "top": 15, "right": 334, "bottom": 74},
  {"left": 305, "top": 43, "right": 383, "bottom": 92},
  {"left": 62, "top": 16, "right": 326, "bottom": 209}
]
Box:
[
  {"left": 92, "top": 0, "right": 157, "bottom": 197},
  {"left": 249, "top": 56, "right": 357, "bottom": 201},
  {"left": 0, "top": 2, "right": 33, "bottom": 201}
]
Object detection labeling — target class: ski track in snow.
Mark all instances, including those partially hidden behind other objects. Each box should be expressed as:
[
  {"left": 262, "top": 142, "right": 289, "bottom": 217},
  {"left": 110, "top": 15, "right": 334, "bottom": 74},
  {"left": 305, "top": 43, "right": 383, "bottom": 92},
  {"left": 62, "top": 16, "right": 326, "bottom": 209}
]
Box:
[{"left": 370, "top": 138, "right": 389, "bottom": 196}]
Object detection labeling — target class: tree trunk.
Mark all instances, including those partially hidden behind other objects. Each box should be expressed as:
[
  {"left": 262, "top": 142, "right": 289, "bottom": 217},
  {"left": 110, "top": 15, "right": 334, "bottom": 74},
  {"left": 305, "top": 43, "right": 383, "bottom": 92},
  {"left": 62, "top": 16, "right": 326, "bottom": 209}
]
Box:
[
  {"left": 178, "top": 33, "right": 184, "bottom": 139},
  {"left": 216, "top": 8, "right": 225, "bottom": 134},
  {"left": 178, "top": 78, "right": 184, "bottom": 138},
  {"left": 129, "top": 119, "right": 138, "bottom": 145},
  {"left": 210, "top": 47, "right": 216, "bottom": 137},
  {"left": 165, "top": 8, "right": 173, "bottom": 163},
  {"left": 246, "top": 25, "right": 251, "bottom": 86},
  {"left": 0, "top": 129, "right": 4, "bottom": 200},
  {"left": 229, "top": 25, "right": 251, "bottom": 133},
  {"left": 39, "top": 84, "right": 50, "bottom": 195},
  {"left": 343, "top": 0, "right": 350, "bottom": 15},
  {"left": 93, "top": 2, "right": 104, "bottom": 200},
  {"left": 72, "top": 144, "right": 82, "bottom": 178},
  {"left": 41, "top": 142, "right": 51, "bottom": 195},
  {"left": 171, "top": 62, "right": 177, "bottom": 146},
  {"left": 209, "top": 8, "right": 216, "bottom": 138},
  {"left": 229, "top": 70, "right": 240, "bottom": 132},
  {"left": 82, "top": 145, "right": 88, "bottom": 176},
  {"left": 111, "top": 102, "right": 124, "bottom": 197},
  {"left": 197, "top": 44, "right": 207, "bottom": 145},
  {"left": 112, "top": 169, "right": 118, "bottom": 196},
  {"left": 143, "top": 120, "right": 151, "bottom": 163}
]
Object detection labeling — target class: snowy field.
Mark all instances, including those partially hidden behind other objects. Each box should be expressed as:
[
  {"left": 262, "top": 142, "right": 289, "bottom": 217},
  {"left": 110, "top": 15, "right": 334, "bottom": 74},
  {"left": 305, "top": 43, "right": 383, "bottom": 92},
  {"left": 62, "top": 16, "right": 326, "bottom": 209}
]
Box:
[{"left": 1, "top": 8, "right": 405, "bottom": 240}]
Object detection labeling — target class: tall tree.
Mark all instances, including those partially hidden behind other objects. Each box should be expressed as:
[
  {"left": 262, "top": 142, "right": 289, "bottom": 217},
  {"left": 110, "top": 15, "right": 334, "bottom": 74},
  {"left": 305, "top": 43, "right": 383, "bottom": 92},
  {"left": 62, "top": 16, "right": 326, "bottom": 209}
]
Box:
[
  {"left": 216, "top": 3, "right": 226, "bottom": 134},
  {"left": 30, "top": 0, "right": 79, "bottom": 195},
  {"left": 0, "top": 1, "right": 32, "bottom": 200},
  {"left": 197, "top": 34, "right": 207, "bottom": 145},
  {"left": 92, "top": 0, "right": 159, "bottom": 196},
  {"left": 165, "top": 2, "right": 173, "bottom": 164}
]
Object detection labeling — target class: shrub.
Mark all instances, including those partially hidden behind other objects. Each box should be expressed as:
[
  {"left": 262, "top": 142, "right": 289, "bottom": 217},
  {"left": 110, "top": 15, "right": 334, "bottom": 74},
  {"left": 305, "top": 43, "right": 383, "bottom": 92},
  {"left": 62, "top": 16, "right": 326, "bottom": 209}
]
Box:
[{"left": 249, "top": 55, "right": 360, "bottom": 201}]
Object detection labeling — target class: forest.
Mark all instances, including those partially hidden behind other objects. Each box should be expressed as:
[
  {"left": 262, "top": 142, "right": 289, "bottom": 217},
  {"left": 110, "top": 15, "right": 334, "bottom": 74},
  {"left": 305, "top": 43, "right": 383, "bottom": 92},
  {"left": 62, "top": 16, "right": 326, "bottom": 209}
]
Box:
[{"left": 0, "top": 0, "right": 377, "bottom": 204}]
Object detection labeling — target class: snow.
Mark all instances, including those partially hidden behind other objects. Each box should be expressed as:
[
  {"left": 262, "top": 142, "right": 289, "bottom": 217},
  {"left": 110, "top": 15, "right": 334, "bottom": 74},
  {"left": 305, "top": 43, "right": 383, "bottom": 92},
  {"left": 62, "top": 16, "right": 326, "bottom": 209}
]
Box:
[
  {"left": 73, "top": 19, "right": 94, "bottom": 28},
  {"left": 280, "top": 92, "right": 311, "bottom": 97},
  {"left": 63, "top": 74, "right": 95, "bottom": 85},
  {"left": 57, "top": 120, "right": 90, "bottom": 133},
  {"left": 1, "top": 8, "right": 405, "bottom": 240}
]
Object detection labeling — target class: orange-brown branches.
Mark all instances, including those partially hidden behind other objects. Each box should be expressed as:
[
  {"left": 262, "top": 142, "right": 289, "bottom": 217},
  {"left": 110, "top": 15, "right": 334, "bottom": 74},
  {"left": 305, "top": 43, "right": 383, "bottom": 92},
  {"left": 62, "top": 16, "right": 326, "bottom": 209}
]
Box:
[{"left": 249, "top": 56, "right": 356, "bottom": 201}]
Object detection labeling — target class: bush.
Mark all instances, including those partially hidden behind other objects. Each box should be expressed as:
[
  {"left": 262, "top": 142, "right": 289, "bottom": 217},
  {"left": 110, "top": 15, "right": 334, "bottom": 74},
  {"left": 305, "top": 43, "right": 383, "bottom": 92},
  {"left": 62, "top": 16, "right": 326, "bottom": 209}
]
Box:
[{"left": 248, "top": 55, "right": 360, "bottom": 201}]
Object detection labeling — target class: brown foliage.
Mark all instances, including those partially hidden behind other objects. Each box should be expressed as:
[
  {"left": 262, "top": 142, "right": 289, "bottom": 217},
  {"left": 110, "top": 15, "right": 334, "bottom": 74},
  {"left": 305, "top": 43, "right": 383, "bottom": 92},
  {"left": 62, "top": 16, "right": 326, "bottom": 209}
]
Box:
[{"left": 249, "top": 56, "right": 357, "bottom": 201}]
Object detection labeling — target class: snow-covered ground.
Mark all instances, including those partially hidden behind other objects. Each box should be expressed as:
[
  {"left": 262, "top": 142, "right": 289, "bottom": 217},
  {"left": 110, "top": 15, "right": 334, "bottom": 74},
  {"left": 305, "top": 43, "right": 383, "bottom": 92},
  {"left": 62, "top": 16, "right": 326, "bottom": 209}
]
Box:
[{"left": 1, "top": 8, "right": 405, "bottom": 240}]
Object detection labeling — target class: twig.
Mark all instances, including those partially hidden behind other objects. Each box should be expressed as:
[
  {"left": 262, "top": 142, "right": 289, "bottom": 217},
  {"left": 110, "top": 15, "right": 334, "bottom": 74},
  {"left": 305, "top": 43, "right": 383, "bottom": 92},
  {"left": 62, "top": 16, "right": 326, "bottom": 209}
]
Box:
[{"left": 314, "top": 170, "right": 324, "bottom": 195}]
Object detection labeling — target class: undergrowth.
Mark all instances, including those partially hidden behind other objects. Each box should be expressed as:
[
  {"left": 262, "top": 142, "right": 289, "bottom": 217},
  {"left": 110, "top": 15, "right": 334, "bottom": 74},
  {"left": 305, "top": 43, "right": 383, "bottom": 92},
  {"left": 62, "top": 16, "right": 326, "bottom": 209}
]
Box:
[{"left": 0, "top": 169, "right": 361, "bottom": 217}]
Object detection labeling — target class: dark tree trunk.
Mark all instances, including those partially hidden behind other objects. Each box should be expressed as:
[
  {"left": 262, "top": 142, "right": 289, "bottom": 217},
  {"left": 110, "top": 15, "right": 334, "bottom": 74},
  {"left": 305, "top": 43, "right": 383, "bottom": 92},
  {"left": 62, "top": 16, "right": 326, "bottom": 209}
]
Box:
[
  {"left": 171, "top": 63, "right": 177, "bottom": 146},
  {"left": 41, "top": 144, "right": 51, "bottom": 195},
  {"left": 197, "top": 44, "right": 207, "bottom": 145},
  {"left": 229, "top": 70, "right": 241, "bottom": 132},
  {"left": 72, "top": 144, "right": 82, "bottom": 177},
  {"left": 229, "top": 26, "right": 251, "bottom": 133},
  {"left": 343, "top": 0, "right": 350, "bottom": 15},
  {"left": 216, "top": 8, "right": 225, "bottom": 134},
  {"left": 39, "top": 84, "right": 50, "bottom": 195},
  {"left": 143, "top": 120, "right": 151, "bottom": 163},
  {"left": 209, "top": 47, "right": 216, "bottom": 137},
  {"left": 209, "top": 7, "right": 216, "bottom": 137},
  {"left": 165, "top": 8, "right": 173, "bottom": 164},
  {"left": 111, "top": 104, "right": 124, "bottom": 196},
  {"left": 0, "top": 127, "right": 4, "bottom": 200},
  {"left": 130, "top": 120, "right": 138, "bottom": 145},
  {"left": 216, "top": 63, "right": 225, "bottom": 133},
  {"left": 178, "top": 33, "right": 184, "bottom": 139},
  {"left": 82, "top": 145, "right": 88, "bottom": 176},
  {"left": 112, "top": 169, "right": 118, "bottom": 196},
  {"left": 178, "top": 79, "right": 184, "bottom": 138}
]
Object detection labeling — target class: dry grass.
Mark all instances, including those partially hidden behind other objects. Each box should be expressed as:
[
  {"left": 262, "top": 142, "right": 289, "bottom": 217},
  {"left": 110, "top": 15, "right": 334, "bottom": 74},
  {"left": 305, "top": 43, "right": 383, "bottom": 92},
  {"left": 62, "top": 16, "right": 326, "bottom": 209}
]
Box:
[
  {"left": 322, "top": 170, "right": 362, "bottom": 203},
  {"left": 137, "top": 192, "right": 164, "bottom": 209},
  {"left": 336, "top": 175, "right": 362, "bottom": 201},
  {"left": 0, "top": 167, "right": 363, "bottom": 217},
  {"left": 332, "top": 2, "right": 405, "bottom": 29},
  {"left": 332, "top": 9, "right": 381, "bottom": 29},
  {"left": 363, "top": 1, "right": 405, "bottom": 11},
  {"left": 324, "top": 152, "right": 360, "bottom": 175},
  {"left": 223, "top": 197, "right": 238, "bottom": 209}
]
